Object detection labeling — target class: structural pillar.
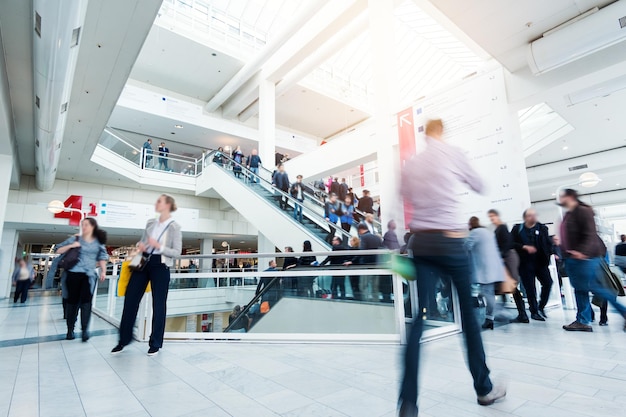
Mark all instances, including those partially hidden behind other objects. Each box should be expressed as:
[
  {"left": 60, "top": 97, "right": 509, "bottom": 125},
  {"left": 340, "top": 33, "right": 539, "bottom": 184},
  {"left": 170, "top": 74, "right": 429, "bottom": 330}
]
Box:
[
  {"left": 257, "top": 232, "right": 276, "bottom": 271},
  {"left": 0, "top": 154, "right": 15, "bottom": 298},
  {"left": 199, "top": 238, "right": 214, "bottom": 287},
  {"left": 258, "top": 79, "right": 276, "bottom": 181},
  {"left": 368, "top": 0, "right": 400, "bottom": 230}
]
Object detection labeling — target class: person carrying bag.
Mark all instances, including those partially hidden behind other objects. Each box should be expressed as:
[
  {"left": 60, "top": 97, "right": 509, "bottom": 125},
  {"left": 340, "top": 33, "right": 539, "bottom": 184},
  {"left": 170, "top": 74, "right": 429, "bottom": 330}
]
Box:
[{"left": 111, "top": 194, "right": 182, "bottom": 356}]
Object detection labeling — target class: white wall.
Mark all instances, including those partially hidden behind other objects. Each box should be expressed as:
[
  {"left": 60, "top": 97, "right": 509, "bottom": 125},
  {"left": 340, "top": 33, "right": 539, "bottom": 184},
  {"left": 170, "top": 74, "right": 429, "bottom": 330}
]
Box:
[{"left": 0, "top": 229, "right": 19, "bottom": 299}]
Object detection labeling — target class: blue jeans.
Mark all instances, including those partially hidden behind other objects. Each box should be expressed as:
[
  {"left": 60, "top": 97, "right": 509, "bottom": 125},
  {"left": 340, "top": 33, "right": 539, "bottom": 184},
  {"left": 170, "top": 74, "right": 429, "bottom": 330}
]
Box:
[
  {"left": 249, "top": 167, "right": 259, "bottom": 183},
  {"left": 400, "top": 232, "right": 493, "bottom": 407},
  {"left": 566, "top": 258, "right": 626, "bottom": 324},
  {"left": 293, "top": 201, "right": 303, "bottom": 222}
]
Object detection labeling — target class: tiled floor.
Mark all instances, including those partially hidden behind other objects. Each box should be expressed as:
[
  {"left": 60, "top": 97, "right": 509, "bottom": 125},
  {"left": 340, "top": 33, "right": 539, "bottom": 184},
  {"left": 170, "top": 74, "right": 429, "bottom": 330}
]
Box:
[{"left": 1, "top": 294, "right": 626, "bottom": 416}]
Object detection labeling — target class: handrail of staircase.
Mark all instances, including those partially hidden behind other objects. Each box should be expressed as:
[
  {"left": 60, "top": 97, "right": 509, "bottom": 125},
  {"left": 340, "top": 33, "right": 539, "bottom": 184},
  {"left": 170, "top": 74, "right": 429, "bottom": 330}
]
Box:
[{"left": 203, "top": 150, "right": 353, "bottom": 243}]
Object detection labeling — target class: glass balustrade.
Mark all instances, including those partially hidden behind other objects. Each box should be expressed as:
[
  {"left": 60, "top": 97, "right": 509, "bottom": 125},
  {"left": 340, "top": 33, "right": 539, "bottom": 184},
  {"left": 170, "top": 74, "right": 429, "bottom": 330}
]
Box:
[{"left": 91, "top": 252, "right": 462, "bottom": 344}]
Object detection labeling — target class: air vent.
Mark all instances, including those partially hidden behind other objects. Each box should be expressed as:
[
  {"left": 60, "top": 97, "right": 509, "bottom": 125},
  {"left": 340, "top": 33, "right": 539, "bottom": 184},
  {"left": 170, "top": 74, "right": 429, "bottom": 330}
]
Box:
[
  {"left": 568, "top": 164, "right": 588, "bottom": 171},
  {"left": 35, "top": 95, "right": 40, "bottom": 108},
  {"left": 60, "top": 102, "right": 68, "bottom": 113},
  {"left": 71, "top": 27, "right": 80, "bottom": 47},
  {"left": 35, "top": 12, "right": 41, "bottom": 38}
]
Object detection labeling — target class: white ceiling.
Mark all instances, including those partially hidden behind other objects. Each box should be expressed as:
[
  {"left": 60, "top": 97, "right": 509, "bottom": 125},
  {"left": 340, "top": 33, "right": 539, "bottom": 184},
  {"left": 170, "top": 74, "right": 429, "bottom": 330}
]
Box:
[
  {"left": 131, "top": 25, "right": 244, "bottom": 101},
  {"left": 429, "top": 0, "right": 616, "bottom": 72}
]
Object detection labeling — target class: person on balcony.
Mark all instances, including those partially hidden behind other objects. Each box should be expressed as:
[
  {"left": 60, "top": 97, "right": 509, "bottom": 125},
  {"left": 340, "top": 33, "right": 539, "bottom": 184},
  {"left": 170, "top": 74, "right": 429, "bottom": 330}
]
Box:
[
  {"left": 158, "top": 142, "right": 169, "bottom": 171},
  {"left": 142, "top": 138, "right": 153, "bottom": 169}
]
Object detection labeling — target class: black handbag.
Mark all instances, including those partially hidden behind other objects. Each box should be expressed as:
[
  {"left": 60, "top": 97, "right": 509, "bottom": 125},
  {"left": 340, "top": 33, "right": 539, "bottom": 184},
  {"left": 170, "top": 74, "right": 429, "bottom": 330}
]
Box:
[
  {"left": 59, "top": 236, "right": 80, "bottom": 270},
  {"left": 599, "top": 260, "right": 625, "bottom": 297}
]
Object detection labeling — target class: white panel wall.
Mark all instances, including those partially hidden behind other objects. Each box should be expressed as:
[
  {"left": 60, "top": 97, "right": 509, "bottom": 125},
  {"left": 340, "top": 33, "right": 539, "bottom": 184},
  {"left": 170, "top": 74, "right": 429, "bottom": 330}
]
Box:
[{"left": 0, "top": 229, "right": 19, "bottom": 299}]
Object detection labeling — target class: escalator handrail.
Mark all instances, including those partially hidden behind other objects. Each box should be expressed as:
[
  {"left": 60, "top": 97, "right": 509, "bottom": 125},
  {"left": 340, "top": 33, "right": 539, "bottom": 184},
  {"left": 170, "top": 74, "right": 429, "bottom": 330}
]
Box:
[
  {"left": 204, "top": 150, "right": 352, "bottom": 242},
  {"left": 223, "top": 276, "right": 280, "bottom": 333}
]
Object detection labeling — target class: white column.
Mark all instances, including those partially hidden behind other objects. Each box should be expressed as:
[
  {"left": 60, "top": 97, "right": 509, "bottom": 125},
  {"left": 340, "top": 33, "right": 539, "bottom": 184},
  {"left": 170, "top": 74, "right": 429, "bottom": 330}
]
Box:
[
  {"left": 199, "top": 238, "right": 213, "bottom": 288},
  {"left": 258, "top": 79, "right": 276, "bottom": 180},
  {"left": 368, "top": 0, "right": 399, "bottom": 231},
  {"left": 257, "top": 232, "right": 276, "bottom": 271},
  {"left": 0, "top": 155, "right": 14, "bottom": 299},
  {"left": 0, "top": 229, "right": 19, "bottom": 299}
]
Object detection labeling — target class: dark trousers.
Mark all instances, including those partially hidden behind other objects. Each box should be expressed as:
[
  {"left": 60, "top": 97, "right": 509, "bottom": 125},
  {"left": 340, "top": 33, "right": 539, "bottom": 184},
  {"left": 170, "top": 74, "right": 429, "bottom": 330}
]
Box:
[
  {"left": 349, "top": 276, "right": 361, "bottom": 300},
  {"left": 519, "top": 261, "right": 552, "bottom": 314},
  {"left": 331, "top": 276, "right": 346, "bottom": 298},
  {"left": 341, "top": 222, "right": 351, "bottom": 233},
  {"left": 379, "top": 275, "right": 393, "bottom": 303},
  {"left": 66, "top": 272, "right": 93, "bottom": 335},
  {"left": 326, "top": 223, "right": 338, "bottom": 243},
  {"left": 400, "top": 233, "right": 493, "bottom": 408},
  {"left": 14, "top": 280, "right": 31, "bottom": 303},
  {"left": 119, "top": 255, "right": 171, "bottom": 349}
]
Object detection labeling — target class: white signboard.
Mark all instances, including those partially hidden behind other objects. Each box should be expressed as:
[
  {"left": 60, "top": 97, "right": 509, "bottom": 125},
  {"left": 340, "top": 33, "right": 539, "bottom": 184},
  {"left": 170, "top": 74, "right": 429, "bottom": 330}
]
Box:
[
  {"left": 98, "top": 200, "right": 200, "bottom": 231},
  {"left": 410, "top": 68, "right": 531, "bottom": 224}
]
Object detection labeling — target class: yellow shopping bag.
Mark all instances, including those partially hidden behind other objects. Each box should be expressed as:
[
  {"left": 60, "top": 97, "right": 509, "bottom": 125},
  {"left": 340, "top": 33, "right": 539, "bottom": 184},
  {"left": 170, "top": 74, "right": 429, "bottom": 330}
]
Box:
[{"left": 117, "top": 261, "right": 151, "bottom": 296}]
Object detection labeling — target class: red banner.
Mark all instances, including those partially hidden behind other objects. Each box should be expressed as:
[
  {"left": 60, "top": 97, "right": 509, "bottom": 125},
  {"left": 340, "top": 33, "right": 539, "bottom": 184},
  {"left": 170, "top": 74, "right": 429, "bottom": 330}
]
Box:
[{"left": 397, "top": 107, "right": 416, "bottom": 226}]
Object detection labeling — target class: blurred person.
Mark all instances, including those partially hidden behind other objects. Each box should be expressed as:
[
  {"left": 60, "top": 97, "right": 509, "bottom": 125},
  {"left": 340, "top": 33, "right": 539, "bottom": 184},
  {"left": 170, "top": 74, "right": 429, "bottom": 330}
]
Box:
[
  {"left": 330, "top": 177, "right": 341, "bottom": 197},
  {"left": 615, "top": 234, "right": 626, "bottom": 273},
  {"left": 400, "top": 232, "right": 411, "bottom": 254},
  {"left": 357, "top": 189, "right": 374, "bottom": 221},
  {"left": 339, "top": 178, "right": 349, "bottom": 201},
  {"left": 112, "top": 194, "right": 182, "bottom": 356},
  {"left": 320, "top": 236, "right": 349, "bottom": 299},
  {"left": 56, "top": 218, "right": 108, "bottom": 342},
  {"left": 272, "top": 164, "right": 290, "bottom": 210},
  {"left": 365, "top": 213, "right": 376, "bottom": 235},
  {"left": 255, "top": 260, "right": 281, "bottom": 309},
  {"left": 345, "top": 224, "right": 384, "bottom": 301},
  {"left": 231, "top": 145, "right": 244, "bottom": 178},
  {"left": 559, "top": 189, "right": 626, "bottom": 332},
  {"left": 552, "top": 235, "right": 565, "bottom": 287},
  {"left": 158, "top": 142, "right": 169, "bottom": 171},
  {"left": 12, "top": 258, "right": 35, "bottom": 304},
  {"left": 274, "top": 151, "right": 284, "bottom": 167},
  {"left": 246, "top": 148, "right": 262, "bottom": 183},
  {"left": 383, "top": 220, "right": 401, "bottom": 250},
  {"left": 297, "top": 241, "right": 317, "bottom": 297},
  {"left": 488, "top": 209, "right": 528, "bottom": 323},
  {"left": 324, "top": 193, "right": 340, "bottom": 244},
  {"left": 340, "top": 197, "right": 355, "bottom": 233},
  {"left": 228, "top": 305, "right": 250, "bottom": 333},
  {"left": 399, "top": 119, "right": 505, "bottom": 416},
  {"left": 326, "top": 176, "right": 333, "bottom": 194},
  {"left": 465, "top": 217, "right": 504, "bottom": 330},
  {"left": 347, "top": 187, "right": 357, "bottom": 207},
  {"left": 142, "top": 138, "right": 153, "bottom": 169},
  {"left": 290, "top": 175, "right": 307, "bottom": 222},
  {"left": 348, "top": 236, "right": 362, "bottom": 300},
  {"left": 282, "top": 246, "right": 298, "bottom": 296},
  {"left": 213, "top": 147, "right": 225, "bottom": 166},
  {"left": 511, "top": 208, "right": 553, "bottom": 321}
]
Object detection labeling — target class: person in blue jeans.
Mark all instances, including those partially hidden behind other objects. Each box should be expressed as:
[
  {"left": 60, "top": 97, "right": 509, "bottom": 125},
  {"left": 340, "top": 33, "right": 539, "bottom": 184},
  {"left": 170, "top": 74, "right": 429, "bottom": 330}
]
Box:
[
  {"left": 559, "top": 189, "right": 626, "bottom": 332},
  {"left": 290, "top": 175, "right": 306, "bottom": 222},
  {"left": 247, "top": 148, "right": 262, "bottom": 183},
  {"left": 399, "top": 119, "right": 504, "bottom": 416}
]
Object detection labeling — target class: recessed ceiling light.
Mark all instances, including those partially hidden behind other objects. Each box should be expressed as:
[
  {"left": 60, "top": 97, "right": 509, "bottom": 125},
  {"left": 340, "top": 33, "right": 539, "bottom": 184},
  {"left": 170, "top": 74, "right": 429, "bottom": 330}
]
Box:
[
  {"left": 562, "top": 146, "right": 568, "bottom": 150},
  {"left": 212, "top": 53, "right": 217, "bottom": 56},
  {"left": 174, "top": 124, "right": 183, "bottom": 129},
  {"left": 170, "top": 132, "right": 175, "bottom": 135}
]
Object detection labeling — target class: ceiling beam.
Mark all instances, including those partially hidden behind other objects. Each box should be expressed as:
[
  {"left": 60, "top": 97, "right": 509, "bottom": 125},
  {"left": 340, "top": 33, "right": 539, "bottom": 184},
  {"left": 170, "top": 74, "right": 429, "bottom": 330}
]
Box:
[{"left": 204, "top": 0, "right": 330, "bottom": 113}]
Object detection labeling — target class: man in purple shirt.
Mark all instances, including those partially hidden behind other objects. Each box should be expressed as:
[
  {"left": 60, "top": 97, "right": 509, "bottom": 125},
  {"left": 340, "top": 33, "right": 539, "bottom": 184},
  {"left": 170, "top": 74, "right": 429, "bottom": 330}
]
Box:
[{"left": 398, "top": 119, "right": 505, "bottom": 417}]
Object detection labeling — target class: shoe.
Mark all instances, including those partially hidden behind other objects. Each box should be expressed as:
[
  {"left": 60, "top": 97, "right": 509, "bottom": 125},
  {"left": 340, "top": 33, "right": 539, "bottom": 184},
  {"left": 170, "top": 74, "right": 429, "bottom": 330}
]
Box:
[
  {"left": 530, "top": 313, "right": 545, "bottom": 322},
  {"left": 538, "top": 309, "right": 548, "bottom": 319},
  {"left": 599, "top": 321, "right": 608, "bottom": 326},
  {"left": 82, "top": 331, "right": 89, "bottom": 342},
  {"left": 398, "top": 401, "right": 418, "bottom": 417},
  {"left": 66, "top": 331, "right": 75, "bottom": 340},
  {"left": 477, "top": 385, "right": 507, "bottom": 406},
  {"left": 510, "top": 315, "right": 530, "bottom": 324},
  {"left": 147, "top": 347, "right": 160, "bottom": 356},
  {"left": 482, "top": 319, "right": 494, "bottom": 330},
  {"left": 110, "top": 344, "right": 124, "bottom": 354},
  {"left": 563, "top": 321, "right": 593, "bottom": 332}
]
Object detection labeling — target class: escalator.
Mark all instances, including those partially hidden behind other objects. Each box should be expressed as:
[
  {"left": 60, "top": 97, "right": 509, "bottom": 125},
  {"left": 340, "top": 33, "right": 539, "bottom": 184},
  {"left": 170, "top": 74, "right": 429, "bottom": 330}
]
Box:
[{"left": 197, "top": 151, "right": 352, "bottom": 251}]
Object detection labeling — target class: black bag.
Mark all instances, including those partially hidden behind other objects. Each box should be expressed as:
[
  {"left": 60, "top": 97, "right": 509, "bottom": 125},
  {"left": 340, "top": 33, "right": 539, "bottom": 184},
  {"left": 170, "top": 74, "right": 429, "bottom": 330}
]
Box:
[
  {"left": 59, "top": 236, "right": 80, "bottom": 270},
  {"left": 598, "top": 260, "right": 625, "bottom": 297},
  {"left": 335, "top": 204, "right": 344, "bottom": 218}
]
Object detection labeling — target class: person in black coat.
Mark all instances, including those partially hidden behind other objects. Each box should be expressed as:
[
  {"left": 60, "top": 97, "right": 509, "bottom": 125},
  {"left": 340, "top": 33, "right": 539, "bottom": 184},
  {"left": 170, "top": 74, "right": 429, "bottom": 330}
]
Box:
[
  {"left": 330, "top": 178, "right": 341, "bottom": 197},
  {"left": 282, "top": 246, "right": 298, "bottom": 296},
  {"left": 356, "top": 190, "right": 374, "bottom": 222},
  {"left": 511, "top": 208, "right": 553, "bottom": 322},
  {"left": 345, "top": 224, "right": 386, "bottom": 301},
  {"left": 271, "top": 164, "right": 290, "bottom": 210},
  {"left": 297, "top": 241, "right": 317, "bottom": 297}
]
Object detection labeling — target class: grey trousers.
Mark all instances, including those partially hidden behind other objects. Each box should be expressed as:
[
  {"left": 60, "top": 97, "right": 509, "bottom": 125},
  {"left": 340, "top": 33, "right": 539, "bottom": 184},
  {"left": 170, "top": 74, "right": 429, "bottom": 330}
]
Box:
[{"left": 479, "top": 283, "right": 496, "bottom": 320}]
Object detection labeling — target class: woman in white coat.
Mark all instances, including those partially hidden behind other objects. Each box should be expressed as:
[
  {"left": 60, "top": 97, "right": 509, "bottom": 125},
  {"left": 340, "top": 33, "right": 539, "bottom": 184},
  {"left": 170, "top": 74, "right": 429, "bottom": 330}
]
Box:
[{"left": 465, "top": 217, "right": 504, "bottom": 330}]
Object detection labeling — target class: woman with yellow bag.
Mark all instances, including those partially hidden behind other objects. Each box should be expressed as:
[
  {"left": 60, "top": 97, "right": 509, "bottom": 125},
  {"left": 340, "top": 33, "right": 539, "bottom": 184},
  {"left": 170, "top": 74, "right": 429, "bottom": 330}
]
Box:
[{"left": 111, "top": 194, "right": 182, "bottom": 356}]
